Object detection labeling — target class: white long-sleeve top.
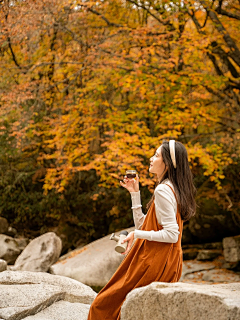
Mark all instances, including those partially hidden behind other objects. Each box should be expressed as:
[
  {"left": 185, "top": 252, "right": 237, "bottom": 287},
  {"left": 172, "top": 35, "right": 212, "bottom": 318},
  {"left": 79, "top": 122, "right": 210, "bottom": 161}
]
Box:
[{"left": 130, "top": 179, "right": 180, "bottom": 243}]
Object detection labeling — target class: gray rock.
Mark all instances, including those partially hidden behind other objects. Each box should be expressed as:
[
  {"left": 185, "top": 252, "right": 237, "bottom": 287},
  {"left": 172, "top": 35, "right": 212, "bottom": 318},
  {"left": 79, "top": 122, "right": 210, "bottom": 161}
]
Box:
[
  {"left": 203, "top": 242, "right": 223, "bottom": 250},
  {"left": 0, "top": 235, "right": 21, "bottom": 264},
  {"left": 182, "top": 243, "right": 223, "bottom": 261},
  {"left": 215, "top": 256, "right": 238, "bottom": 270},
  {"left": 183, "top": 248, "right": 199, "bottom": 260},
  {"left": 11, "top": 232, "right": 62, "bottom": 272},
  {"left": 22, "top": 301, "right": 90, "bottom": 320},
  {"left": 5, "top": 226, "right": 17, "bottom": 237},
  {"left": 50, "top": 227, "right": 134, "bottom": 287},
  {"left": 201, "top": 269, "right": 240, "bottom": 283},
  {"left": 223, "top": 235, "right": 240, "bottom": 262},
  {"left": 0, "top": 271, "right": 96, "bottom": 320},
  {"left": 0, "top": 271, "right": 96, "bottom": 304},
  {"left": 121, "top": 282, "right": 240, "bottom": 320},
  {"left": 180, "top": 260, "right": 240, "bottom": 284},
  {"left": 0, "top": 217, "right": 9, "bottom": 234},
  {"left": 0, "top": 283, "right": 63, "bottom": 320},
  {"left": 180, "top": 260, "right": 216, "bottom": 280},
  {"left": 0, "top": 259, "right": 7, "bottom": 272},
  {"left": 196, "top": 249, "right": 222, "bottom": 261},
  {"left": 15, "top": 238, "right": 29, "bottom": 251}
]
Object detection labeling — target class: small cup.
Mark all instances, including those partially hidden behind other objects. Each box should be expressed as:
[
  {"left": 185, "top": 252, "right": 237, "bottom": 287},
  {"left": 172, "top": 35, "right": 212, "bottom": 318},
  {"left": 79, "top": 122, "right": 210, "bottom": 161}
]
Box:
[{"left": 126, "top": 170, "right": 137, "bottom": 179}]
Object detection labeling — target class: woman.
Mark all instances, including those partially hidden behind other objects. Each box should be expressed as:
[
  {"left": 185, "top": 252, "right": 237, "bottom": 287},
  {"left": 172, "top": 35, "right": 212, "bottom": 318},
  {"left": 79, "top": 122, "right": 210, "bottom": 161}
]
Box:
[{"left": 88, "top": 140, "right": 196, "bottom": 320}]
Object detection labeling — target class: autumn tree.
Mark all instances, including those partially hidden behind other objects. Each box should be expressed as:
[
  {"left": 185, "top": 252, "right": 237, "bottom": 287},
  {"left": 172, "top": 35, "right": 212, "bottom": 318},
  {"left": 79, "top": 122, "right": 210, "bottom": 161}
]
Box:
[{"left": 0, "top": 0, "right": 239, "bottom": 241}]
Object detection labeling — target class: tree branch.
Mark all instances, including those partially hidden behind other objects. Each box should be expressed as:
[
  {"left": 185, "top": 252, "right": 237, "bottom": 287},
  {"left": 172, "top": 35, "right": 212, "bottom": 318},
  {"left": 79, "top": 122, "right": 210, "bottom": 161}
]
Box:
[
  {"left": 186, "top": 9, "right": 205, "bottom": 34},
  {"left": 216, "top": 5, "right": 240, "bottom": 21},
  {"left": 207, "top": 52, "right": 223, "bottom": 76},
  {"left": 7, "top": 36, "right": 20, "bottom": 68},
  {"left": 80, "top": 4, "right": 124, "bottom": 27},
  {"left": 126, "top": 0, "right": 173, "bottom": 27},
  {"left": 210, "top": 41, "right": 240, "bottom": 78},
  {"left": 199, "top": 0, "right": 240, "bottom": 67}
]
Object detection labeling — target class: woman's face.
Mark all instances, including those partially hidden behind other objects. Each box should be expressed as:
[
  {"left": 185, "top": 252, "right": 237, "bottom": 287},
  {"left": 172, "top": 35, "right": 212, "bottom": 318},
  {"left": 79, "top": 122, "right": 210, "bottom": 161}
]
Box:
[{"left": 149, "top": 146, "right": 167, "bottom": 177}]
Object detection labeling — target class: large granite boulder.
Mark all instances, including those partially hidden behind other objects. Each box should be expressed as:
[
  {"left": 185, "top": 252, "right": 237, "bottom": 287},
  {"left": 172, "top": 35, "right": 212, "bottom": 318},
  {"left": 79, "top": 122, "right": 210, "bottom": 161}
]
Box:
[
  {"left": 10, "top": 232, "right": 62, "bottom": 272},
  {"left": 50, "top": 227, "right": 135, "bottom": 287},
  {"left": 223, "top": 234, "right": 240, "bottom": 262},
  {"left": 121, "top": 282, "right": 240, "bottom": 320},
  {"left": 0, "top": 234, "right": 21, "bottom": 264},
  {"left": 0, "top": 270, "right": 96, "bottom": 320},
  {"left": 0, "top": 217, "right": 9, "bottom": 234}
]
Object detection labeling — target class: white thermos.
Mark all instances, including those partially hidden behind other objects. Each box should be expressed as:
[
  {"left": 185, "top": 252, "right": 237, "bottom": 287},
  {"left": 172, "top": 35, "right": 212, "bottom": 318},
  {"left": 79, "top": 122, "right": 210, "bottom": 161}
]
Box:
[{"left": 110, "top": 230, "right": 128, "bottom": 253}]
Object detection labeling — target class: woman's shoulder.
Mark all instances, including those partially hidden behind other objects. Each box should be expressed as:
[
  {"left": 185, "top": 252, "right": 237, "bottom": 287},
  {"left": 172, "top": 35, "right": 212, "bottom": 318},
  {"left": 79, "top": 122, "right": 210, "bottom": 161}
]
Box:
[{"left": 154, "top": 179, "right": 176, "bottom": 200}]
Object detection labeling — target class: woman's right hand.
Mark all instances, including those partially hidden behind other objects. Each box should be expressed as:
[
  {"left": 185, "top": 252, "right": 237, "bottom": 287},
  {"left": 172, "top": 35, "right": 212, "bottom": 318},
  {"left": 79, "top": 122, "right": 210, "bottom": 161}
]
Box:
[{"left": 120, "top": 174, "right": 139, "bottom": 193}]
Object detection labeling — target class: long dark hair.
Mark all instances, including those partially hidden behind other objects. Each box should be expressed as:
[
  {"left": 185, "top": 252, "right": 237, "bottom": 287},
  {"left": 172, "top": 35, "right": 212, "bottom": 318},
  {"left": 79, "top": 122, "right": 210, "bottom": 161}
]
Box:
[{"left": 146, "top": 141, "right": 196, "bottom": 222}]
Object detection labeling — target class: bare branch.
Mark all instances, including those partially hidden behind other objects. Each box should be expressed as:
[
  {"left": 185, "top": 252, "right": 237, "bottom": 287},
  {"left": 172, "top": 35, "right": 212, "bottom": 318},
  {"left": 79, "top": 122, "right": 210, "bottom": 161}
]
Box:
[
  {"left": 199, "top": 0, "right": 240, "bottom": 67},
  {"left": 126, "top": 0, "right": 173, "bottom": 27},
  {"left": 216, "top": 8, "right": 240, "bottom": 20},
  {"left": 87, "top": 7, "right": 124, "bottom": 27}
]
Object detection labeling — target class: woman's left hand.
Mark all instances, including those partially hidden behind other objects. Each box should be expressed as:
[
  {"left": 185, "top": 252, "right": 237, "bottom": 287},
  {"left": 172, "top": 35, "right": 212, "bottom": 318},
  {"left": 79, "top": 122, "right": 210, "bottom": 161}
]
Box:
[{"left": 121, "top": 231, "right": 135, "bottom": 255}]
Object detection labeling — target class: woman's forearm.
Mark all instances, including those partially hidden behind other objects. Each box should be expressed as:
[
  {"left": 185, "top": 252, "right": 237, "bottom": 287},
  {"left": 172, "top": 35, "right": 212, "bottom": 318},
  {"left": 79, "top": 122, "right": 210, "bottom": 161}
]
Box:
[{"left": 130, "top": 191, "right": 146, "bottom": 229}]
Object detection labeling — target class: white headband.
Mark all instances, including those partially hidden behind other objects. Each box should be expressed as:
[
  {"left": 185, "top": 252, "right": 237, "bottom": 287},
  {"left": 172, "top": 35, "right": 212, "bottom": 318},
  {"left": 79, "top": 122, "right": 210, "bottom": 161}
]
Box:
[{"left": 169, "top": 140, "right": 176, "bottom": 168}]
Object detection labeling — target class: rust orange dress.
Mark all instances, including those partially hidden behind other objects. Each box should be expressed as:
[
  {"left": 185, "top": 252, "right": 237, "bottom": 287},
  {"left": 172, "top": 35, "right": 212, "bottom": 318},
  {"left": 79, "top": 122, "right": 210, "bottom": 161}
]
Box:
[{"left": 87, "top": 184, "right": 183, "bottom": 320}]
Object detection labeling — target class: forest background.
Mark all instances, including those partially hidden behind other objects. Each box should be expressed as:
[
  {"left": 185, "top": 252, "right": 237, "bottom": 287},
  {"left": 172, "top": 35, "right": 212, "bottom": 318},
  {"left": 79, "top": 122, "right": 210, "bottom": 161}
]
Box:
[{"left": 0, "top": 0, "right": 239, "bottom": 253}]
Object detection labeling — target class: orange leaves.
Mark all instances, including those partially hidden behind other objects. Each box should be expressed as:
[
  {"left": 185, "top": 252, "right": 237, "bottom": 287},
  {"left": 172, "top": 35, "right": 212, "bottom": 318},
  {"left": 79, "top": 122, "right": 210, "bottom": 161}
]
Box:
[
  {"left": 187, "top": 142, "right": 234, "bottom": 190},
  {"left": 0, "top": 0, "right": 239, "bottom": 200}
]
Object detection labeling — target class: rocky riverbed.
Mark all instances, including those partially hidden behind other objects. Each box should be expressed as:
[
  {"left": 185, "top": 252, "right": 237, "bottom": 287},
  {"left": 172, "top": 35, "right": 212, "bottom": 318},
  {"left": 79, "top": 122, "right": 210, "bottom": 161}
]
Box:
[
  {"left": 0, "top": 271, "right": 239, "bottom": 320},
  {"left": 1, "top": 216, "right": 240, "bottom": 319}
]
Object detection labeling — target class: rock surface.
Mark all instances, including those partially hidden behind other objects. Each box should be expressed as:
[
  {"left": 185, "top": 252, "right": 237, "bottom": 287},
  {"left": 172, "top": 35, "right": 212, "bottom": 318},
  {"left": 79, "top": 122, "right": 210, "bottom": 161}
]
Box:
[
  {"left": 22, "top": 301, "right": 90, "bottom": 320},
  {"left": 0, "top": 234, "right": 21, "bottom": 264},
  {"left": 121, "top": 282, "right": 240, "bottom": 320},
  {"left": 180, "top": 259, "right": 240, "bottom": 284},
  {"left": 10, "top": 232, "right": 62, "bottom": 272},
  {"left": 180, "top": 260, "right": 216, "bottom": 280},
  {"left": 0, "top": 271, "right": 96, "bottom": 320},
  {"left": 50, "top": 227, "right": 134, "bottom": 287},
  {"left": 0, "top": 259, "right": 7, "bottom": 272},
  {"left": 5, "top": 226, "right": 18, "bottom": 237},
  {"left": 201, "top": 268, "right": 240, "bottom": 283},
  {"left": 182, "top": 242, "right": 223, "bottom": 260},
  {"left": 15, "top": 238, "right": 29, "bottom": 251},
  {"left": 196, "top": 249, "right": 222, "bottom": 261},
  {"left": 0, "top": 217, "right": 9, "bottom": 234},
  {"left": 223, "top": 234, "right": 240, "bottom": 262}
]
